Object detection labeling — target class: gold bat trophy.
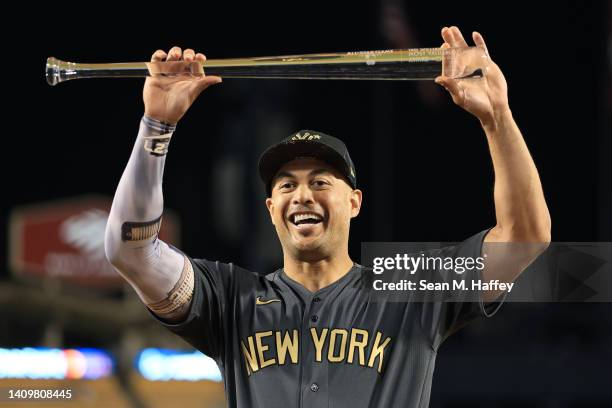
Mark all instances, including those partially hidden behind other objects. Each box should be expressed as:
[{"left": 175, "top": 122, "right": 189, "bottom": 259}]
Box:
[{"left": 46, "top": 47, "right": 489, "bottom": 86}]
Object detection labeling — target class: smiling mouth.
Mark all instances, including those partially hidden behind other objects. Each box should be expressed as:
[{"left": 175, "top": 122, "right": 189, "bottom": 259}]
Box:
[{"left": 289, "top": 212, "right": 324, "bottom": 226}]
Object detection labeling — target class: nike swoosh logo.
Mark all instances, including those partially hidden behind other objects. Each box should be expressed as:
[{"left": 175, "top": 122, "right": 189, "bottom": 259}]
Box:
[{"left": 256, "top": 296, "right": 281, "bottom": 305}]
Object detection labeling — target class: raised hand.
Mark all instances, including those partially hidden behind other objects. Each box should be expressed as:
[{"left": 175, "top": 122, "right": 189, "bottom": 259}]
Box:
[
  {"left": 435, "top": 27, "right": 509, "bottom": 127},
  {"left": 143, "top": 46, "right": 222, "bottom": 124}
]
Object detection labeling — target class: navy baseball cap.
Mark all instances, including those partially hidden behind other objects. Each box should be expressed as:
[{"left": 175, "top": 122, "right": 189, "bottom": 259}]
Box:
[{"left": 258, "top": 130, "right": 357, "bottom": 197}]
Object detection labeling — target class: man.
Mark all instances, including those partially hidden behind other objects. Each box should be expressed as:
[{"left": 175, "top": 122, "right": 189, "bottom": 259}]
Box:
[{"left": 105, "top": 26, "right": 550, "bottom": 407}]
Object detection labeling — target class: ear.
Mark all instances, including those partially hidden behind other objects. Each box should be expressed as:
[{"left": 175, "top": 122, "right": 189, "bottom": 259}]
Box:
[
  {"left": 265, "top": 197, "right": 275, "bottom": 225},
  {"left": 349, "top": 189, "right": 363, "bottom": 218}
]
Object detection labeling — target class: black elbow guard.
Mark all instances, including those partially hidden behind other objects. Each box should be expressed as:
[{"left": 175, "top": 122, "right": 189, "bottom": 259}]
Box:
[{"left": 121, "top": 215, "right": 162, "bottom": 242}]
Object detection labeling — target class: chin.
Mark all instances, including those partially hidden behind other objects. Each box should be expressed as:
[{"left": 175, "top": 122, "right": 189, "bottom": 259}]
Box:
[
  {"left": 290, "top": 239, "right": 329, "bottom": 261},
  {"left": 293, "top": 238, "right": 322, "bottom": 252}
]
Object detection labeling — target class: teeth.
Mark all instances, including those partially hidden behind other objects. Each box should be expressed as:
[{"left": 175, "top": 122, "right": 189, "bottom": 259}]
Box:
[{"left": 293, "top": 213, "right": 322, "bottom": 223}]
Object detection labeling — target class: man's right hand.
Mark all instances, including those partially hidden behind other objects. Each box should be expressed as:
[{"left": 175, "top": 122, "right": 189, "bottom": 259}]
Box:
[{"left": 143, "top": 46, "right": 222, "bottom": 124}]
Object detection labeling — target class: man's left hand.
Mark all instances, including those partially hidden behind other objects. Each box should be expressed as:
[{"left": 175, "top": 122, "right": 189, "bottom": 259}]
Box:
[{"left": 435, "top": 26, "right": 509, "bottom": 128}]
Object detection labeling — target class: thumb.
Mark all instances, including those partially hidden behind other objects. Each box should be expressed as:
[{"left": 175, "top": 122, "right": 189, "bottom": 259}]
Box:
[
  {"left": 191, "top": 75, "right": 222, "bottom": 95},
  {"left": 435, "top": 75, "right": 464, "bottom": 105}
]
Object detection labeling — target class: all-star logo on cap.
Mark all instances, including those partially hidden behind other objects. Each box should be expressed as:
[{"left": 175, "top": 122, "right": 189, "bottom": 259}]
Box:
[{"left": 290, "top": 131, "right": 322, "bottom": 142}]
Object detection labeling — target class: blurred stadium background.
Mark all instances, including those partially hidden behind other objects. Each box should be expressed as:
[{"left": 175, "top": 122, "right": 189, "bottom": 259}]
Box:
[{"left": 2, "top": 1, "right": 611, "bottom": 406}]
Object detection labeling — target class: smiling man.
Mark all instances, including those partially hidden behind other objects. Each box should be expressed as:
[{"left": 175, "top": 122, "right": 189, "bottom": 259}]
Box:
[
  {"left": 105, "top": 26, "right": 550, "bottom": 408},
  {"left": 260, "top": 135, "right": 362, "bottom": 291}
]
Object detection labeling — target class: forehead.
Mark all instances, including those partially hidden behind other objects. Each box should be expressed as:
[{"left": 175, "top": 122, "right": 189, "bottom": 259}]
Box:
[{"left": 275, "top": 158, "right": 338, "bottom": 177}]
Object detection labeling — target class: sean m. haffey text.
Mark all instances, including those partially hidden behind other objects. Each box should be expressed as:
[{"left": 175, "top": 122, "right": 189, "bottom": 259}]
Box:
[{"left": 370, "top": 253, "right": 515, "bottom": 293}]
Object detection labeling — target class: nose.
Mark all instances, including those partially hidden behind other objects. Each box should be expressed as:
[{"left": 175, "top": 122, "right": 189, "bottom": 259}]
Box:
[{"left": 292, "top": 183, "right": 314, "bottom": 205}]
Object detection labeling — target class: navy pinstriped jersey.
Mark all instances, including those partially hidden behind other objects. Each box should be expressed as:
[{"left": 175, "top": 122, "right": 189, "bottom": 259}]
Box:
[{"left": 153, "top": 230, "right": 502, "bottom": 407}]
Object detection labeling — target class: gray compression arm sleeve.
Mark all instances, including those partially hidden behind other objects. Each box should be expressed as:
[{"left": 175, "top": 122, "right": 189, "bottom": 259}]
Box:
[{"left": 104, "top": 117, "right": 184, "bottom": 305}]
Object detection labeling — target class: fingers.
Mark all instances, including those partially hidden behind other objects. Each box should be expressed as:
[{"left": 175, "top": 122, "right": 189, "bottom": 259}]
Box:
[
  {"left": 195, "top": 53, "right": 207, "bottom": 63},
  {"left": 149, "top": 47, "right": 222, "bottom": 86},
  {"left": 183, "top": 48, "right": 195, "bottom": 62},
  {"left": 472, "top": 31, "right": 490, "bottom": 56},
  {"left": 192, "top": 52, "right": 221, "bottom": 84},
  {"left": 441, "top": 27, "right": 453, "bottom": 46},
  {"left": 450, "top": 26, "right": 469, "bottom": 47},
  {"left": 151, "top": 50, "right": 167, "bottom": 63},
  {"left": 153, "top": 47, "right": 209, "bottom": 62},
  {"left": 167, "top": 46, "right": 182, "bottom": 61},
  {"left": 441, "top": 26, "right": 469, "bottom": 48}
]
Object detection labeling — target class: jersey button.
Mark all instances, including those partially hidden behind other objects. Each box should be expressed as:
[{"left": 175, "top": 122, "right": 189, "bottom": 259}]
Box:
[
  {"left": 310, "top": 383, "right": 319, "bottom": 392},
  {"left": 313, "top": 297, "right": 321, "bottom": 302},
  {"left": 311, "top": 315, "right": 318, "bottom": 323}
]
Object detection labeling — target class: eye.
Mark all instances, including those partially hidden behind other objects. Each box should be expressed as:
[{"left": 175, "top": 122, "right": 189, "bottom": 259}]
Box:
[
  {"left": 312, "top": 179, "right": 329, "bottom": 188},
  {"left": 278, "top": 181, "right": 295, "bottom": 190}
]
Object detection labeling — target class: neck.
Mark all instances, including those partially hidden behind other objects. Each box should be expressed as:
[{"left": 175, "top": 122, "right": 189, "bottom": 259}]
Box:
[{"left": 283, "top": 251, "right": 354, "bottom": 293}]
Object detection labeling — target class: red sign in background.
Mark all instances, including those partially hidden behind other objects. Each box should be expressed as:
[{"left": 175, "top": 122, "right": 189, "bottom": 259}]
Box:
[{"left": 9, "top": 195, "right": 179, "bottom": 289}]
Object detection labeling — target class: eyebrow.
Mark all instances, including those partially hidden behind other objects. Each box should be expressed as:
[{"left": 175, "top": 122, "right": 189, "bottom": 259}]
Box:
[{"left": 275, "top": 168, "right": 333, "bottom": 180}]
